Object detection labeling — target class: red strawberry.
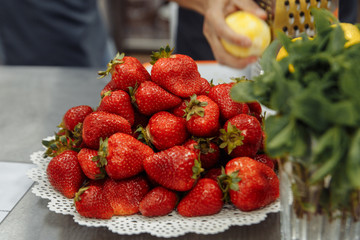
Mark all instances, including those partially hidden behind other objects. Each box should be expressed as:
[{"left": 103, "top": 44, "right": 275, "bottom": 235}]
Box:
[
  {"left": 204, "top": 167, "right": 222, "bottom": 181},
  {"left": 46, "top": 150, "right": 86, "bottom": 198},
  {"left": 171, "top": 98, "right": 188, "bottom": 117},
  {"left": 61, "top": 105, "right": 93, "bottom": 132},
  {"left": 177, "top": 178, "right": 223, "bottom": 217},
  {"left": 132, "top": 81, "right": 182, "bottom": 116},
  {"left": 77, "top": 148, "right": 105, "bottom": 180},
  {"left": 139, "top": 186, "right": 178, "bottom": 217},
  {"left": 184, "top": 95, "right": 220, "bottom": 137},
  {"left": 222, "top": 157, "right": 279, "bottom": 211},
  {"left": 144, "top": 111, "right": 189, "bottom": 151},
  {"left": 98, "top": 53, "right": 151, "bottom": 96},
  {"left": 43, "top": 105, "right": 93, "bottom": 157},
  {"left": 74, "top": 181, "right": 114, "bottom": 219},
  {"left": 247, "top": 101, "right": 263, "bottom": 124},
  {"left": 97, "top": 133, "right": 154, "bottom": 180},
  {"left": 97, "top": 90, "right": 135, "bottom": 126},
  {"left": 183, "top": 138, "right": 220, "bottom": 169},
  {"left": 82, "top": 111, "right": 132, "bottom": 149},
  {"left": 254, "top": 154, "right": 277, "bottom": 170},
  {"left": 150, "top": 46, "right": 202, "bottom": 98},
  {"left": 208, "top": 82, "right": 249, "bottom": 121},
  {"left": 247, "top": 101, "right": 262, "bottom": 115},
  {"left": 220, "top": 114, "right": 262, "bottom": 158},
  {"left": 103, "top": 176, "right": 150, "bottom": 216},
  {"left": 144, "top": 146, "right": 203, "bottom": 191},
  {"left": 198, "top": 77, "right": 212, "bottom": 95}
]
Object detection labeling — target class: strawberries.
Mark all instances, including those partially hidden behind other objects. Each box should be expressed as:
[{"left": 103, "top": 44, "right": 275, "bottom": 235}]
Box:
[
  {"left": 144, "top": 146, "right": 203, "bottom": 191},
  {"left": 98, "top": 133, "right": 154, "bottom": 180},
  {"left": 139, "top": 186, "right": 178, "bottom": 217},
  {"left": 208, "top": 82, "right": 249, "bottom": 121},
  {"left": 98, "top": 53, "right": 151, "bottom": 96},
  {"left": 77, "top": 148, "right": 105, "bottom": 180},
  {"left": 44, "top": 51, "right": 280, "bottom": 220},
  {"left": 103, "top": 176, "right": 150, "bottom": 216},
  {"left": 177, "top": 178, "right": 223, "bottom": 217},
  {"left": 253, "top": 153, "right": 276, "bottom": 170},
  {"left": 222, "top": 157, "right": 279, "bottom": 211},
  {"left": 42, "top": 105, "right": 93, "bottom": 157},
  {"left": 132, "top": 81, "right": 182, "bottom": 116},
  {"left": 46, "top": 150, "right": 86, "bottom": 198},
  {"left": 183, "top": 138, "right": 220, "bottom": 169},
  {"left": 61, "top": 105, "right": 94, "bottom": 132},
  {"left": 97, "top": 90, "right": 135, "bottom": 126},
  {"left": 220, "top": 114, "right": 262, "bottom": 158},
  {"left": 150, "top": 46, "right": 202, "bottom": 98},
  {"left": 82, "top": 111, "right": 132, "bottom": 149},
  {"left": 74, "top": 181, "right": 114, "bottom": 219},
  {"left": 144, "top": 111, "right": 189, "bottom": 151},
  {"left": 184, "top": 95, "right": 220, "bottom": 137}
]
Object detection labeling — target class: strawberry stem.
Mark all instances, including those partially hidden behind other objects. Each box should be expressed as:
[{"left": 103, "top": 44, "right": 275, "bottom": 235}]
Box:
[
  {"left": 98, "top": 52, "right": 125, "bottom": 78},
  {"left": 184, "top": 94, "right": 208, "bottom": 121},
  {"left": 150, "top": 45, "right": 174, "bottom": 65},
  {"left": 219, "top": 123, "right": 244, "bottom": 154}
]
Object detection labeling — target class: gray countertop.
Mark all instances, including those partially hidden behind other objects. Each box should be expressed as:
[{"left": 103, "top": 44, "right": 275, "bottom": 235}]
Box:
[{"left": 0, "top": 66, "right": 280, "bottom": 240}]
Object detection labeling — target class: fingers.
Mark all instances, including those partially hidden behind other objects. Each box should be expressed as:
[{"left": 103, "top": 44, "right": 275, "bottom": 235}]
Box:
[
  {"left": 232, "top": 0, "right": 267, "bottom": 20},
  {"left": 202, "top": 0, "right": 265, "bottom": 69}
]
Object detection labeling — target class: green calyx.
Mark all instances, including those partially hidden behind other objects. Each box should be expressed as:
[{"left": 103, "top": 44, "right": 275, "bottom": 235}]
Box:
[
  {"left": 150, "top": 45, "right": 174, "bottom": 65},
  {"left": 74, "top": 186, "right": 90, "bottom": 203},
  {"left": 192, "top": 137, "right": 216, "bottom": 155},
  {"left": 184, "top": 94, "right": 208, "bottom": 121},
  {"left": 42, "top": 127, "right": 82, "bottom": 158},
  {"left": 230, "top": 76, "right": 250, "bottom": 83},
  {"left": 98, "top": 52, "right": 125, "bottom": 78},
  {"left": 219, "top": 123, "right": 244, "bottom": 154},
  {"left": 93, "top": 138, "right": 109, "bottom": 168},
  {"left": 134, "top": 125, "right": 154, "bottom": 150},
  {"left": 217, "top": 167, "right": 241, "bottom": 202},
  {"left": 192, "top": 158, "right": 204, "bottom": 180}
]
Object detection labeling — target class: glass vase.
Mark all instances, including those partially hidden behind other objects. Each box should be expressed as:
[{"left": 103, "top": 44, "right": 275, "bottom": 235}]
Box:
[{"left": 280, "top": 163, "right": 360, "bottom": 240}]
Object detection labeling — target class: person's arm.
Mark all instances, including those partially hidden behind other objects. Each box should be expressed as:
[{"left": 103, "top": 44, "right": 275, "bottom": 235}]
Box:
[{"left": 171, "top": 0, "right": 267, "bottom": 69}]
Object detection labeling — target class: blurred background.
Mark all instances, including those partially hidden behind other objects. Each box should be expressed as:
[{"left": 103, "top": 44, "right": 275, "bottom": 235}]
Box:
[
  {"left": 98, "top": 0, "right": 177, "bottom": 64},
  {"left": 0, "top": 0, "right": 359, "bottom": 67}
]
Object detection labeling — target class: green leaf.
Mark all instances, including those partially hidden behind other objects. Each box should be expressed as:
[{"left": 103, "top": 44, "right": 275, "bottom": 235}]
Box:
[
  {"left": 290, "top": 86, "right": 332, "bottom": 132},
  {"left": 346, "top": 129, "right": 360, "bottom": 188},
  {"left": 339, "top": 64, "right": 360, "bottom": 103},
  {"left": 329, "top": 100, "right": 359, "bottom": 126},
  {"left": 326, "top": 24, "right": 347, "bottom": 54},
  {"left": 311, "top": 8, "right": 337, "bottom": 35},
  {"left": 310, "top": 127, "right": 349, "bottom": 184},
  {"left": 265, "top": 115, "right": 309, "bottom": 158},
  {"left": 230, "top": 80, "right": 256, "bottom": 102},
  {"left": 259, "top": 39, "right": 281, "bottom": 73}
]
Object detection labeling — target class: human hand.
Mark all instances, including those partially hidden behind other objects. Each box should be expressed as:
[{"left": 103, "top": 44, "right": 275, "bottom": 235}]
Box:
[{"left": 202, "top": 0, "right": 268, "bottom": 69}]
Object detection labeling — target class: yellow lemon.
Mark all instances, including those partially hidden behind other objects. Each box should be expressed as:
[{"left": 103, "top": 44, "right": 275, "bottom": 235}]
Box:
[
  {"left": 333, "top": 23, "right": 360, "bottom": 48},
  {"left": 221, "top": 11, "right": 271, "bottom": 58}
]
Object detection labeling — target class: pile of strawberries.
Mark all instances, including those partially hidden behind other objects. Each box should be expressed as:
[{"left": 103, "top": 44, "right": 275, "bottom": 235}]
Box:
[{"left": 43, "top": 46, "right": 279, "bottom": 219}]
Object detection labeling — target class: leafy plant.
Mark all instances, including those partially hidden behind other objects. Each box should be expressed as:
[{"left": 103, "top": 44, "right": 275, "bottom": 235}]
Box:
[{"left": 231, "top": 8, "right": 360, "bottom": 220}]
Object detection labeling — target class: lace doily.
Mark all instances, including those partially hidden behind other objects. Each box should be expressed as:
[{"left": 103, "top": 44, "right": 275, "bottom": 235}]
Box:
[{"left": 28, "top": 148, "right": 280, "bottom": 238}]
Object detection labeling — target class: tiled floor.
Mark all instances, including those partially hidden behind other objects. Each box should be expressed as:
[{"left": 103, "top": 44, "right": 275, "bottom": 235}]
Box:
[{"left": 0, "top": 162, "right": 34, "bottom": 223}]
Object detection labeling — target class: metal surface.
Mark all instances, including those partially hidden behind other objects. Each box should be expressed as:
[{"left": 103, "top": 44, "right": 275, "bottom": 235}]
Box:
[{"left": 0, "top": 66, "right": 280, "bottom": 240}]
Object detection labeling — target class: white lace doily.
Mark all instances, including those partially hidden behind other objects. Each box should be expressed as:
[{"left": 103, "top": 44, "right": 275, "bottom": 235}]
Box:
[{"left": 27, "top": 148, "right": 280, "bottom": 238}]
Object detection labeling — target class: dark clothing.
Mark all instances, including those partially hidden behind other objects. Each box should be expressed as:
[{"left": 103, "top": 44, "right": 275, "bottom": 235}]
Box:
[
  {"left": 174, "top": 7, "right": 214, "bottom": 60},
  {"left": 0, "top": 0, "right": 110, "bottom": 67}
]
